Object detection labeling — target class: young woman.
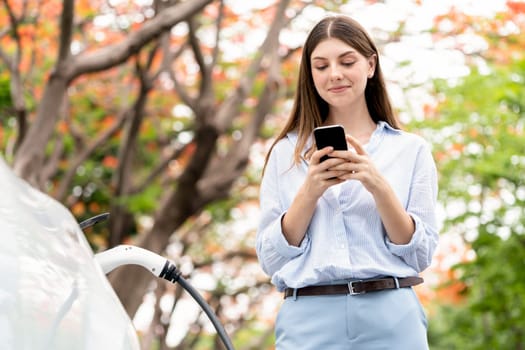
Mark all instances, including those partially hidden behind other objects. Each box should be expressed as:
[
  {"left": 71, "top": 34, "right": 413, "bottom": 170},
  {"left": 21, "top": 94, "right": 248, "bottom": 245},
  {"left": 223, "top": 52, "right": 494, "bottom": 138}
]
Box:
[{"left": 256, "top": 15, "right": 439, "bottom": 349}]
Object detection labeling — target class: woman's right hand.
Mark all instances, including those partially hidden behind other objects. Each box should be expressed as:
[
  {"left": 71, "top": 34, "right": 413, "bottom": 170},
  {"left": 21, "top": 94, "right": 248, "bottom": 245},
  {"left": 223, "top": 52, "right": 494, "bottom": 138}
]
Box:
[
  {"left": 303, "top": 146, "right": 347, "bottom": 199},
  {"left": 281, "top": 146, "right": 347, "bottom": 246}
]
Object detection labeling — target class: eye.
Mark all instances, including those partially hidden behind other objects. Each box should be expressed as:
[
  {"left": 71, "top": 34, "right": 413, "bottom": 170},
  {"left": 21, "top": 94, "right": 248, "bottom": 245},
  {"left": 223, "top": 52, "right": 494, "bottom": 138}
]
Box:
[
  {"left": 314, "top": 65, "right": 328, "bottom": 71},
  {"left": 342, "top": 61, "right": 355, "bottom": 67}
]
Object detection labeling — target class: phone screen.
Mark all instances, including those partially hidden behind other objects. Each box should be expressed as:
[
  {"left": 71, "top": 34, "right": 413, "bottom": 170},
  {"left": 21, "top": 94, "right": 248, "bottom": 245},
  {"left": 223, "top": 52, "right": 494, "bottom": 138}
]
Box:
[{"left": 313, "top": 125, "right": 348, "bottom": 162}]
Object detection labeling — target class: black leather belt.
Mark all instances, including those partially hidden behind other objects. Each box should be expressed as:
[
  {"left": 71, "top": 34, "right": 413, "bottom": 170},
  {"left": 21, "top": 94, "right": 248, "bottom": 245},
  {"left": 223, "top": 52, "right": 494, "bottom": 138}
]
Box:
[{"left": 284, "top": 276, "right": 423, "bottom": 298}]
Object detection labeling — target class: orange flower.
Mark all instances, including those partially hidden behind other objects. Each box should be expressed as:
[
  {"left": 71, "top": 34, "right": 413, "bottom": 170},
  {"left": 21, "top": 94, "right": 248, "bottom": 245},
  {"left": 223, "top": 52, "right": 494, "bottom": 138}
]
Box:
[
  {"left": 71, "top": 202, "right": 86, "bottom": 216},
  {"left": 102, "top": 155, "right": 118, "bottom": 169}
]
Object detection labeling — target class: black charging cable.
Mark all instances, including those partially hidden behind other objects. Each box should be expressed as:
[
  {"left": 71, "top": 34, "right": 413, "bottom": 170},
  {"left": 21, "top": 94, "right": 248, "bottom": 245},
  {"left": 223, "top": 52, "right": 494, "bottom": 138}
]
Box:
[
  {"left": 79, "top": 214, "right": 234, "bottom": 350},
  {"left": 79, "top": 212, "right": 110, "bottom": 229}
]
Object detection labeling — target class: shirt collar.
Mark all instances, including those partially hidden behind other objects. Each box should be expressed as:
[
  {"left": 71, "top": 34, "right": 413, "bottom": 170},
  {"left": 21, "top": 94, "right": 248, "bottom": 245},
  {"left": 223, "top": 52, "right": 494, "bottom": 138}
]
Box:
[
  {"left": 376, "top": 120, "right": 401, "bottom": 134},
  {"left": 366, "top": 121, "right": 400, "bottom": 154}
]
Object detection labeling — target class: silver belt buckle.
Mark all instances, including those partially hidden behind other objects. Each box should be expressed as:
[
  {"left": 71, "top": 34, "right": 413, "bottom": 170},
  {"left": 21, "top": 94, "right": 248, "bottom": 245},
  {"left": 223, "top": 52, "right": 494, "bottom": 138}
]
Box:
[{"left": 348, "top": 280, "right": 365, "bottom": 295}]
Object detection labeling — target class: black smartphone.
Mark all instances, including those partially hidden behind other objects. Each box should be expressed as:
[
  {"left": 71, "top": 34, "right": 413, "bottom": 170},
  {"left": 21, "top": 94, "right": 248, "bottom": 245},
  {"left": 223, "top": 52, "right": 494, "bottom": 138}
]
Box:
[{"left": 313, "top": 125, "right": 348, "bottom": 162}]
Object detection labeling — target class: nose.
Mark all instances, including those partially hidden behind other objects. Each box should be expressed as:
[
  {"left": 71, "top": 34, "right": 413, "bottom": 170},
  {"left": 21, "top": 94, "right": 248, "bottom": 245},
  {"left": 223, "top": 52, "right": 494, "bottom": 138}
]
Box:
[{"left": 329, "top": 64, "right": 343, "bottom": 81}]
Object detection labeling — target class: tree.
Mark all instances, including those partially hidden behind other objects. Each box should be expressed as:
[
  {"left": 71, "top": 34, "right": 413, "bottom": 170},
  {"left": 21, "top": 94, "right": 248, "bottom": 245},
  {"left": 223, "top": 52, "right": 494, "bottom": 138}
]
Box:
[
  {"left": 0, "top": 0, "right": 320, "bottom": 347},
  {"left": 416, "top": 3, "right": 525, "bottom": 348},
  {"left": 424, "top": 58, "right": 525, "bottom": 349}
]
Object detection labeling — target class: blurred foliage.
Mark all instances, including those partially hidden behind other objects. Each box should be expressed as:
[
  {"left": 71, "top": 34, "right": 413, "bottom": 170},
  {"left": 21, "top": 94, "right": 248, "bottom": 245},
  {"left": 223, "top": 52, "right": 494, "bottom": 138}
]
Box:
[
  {"left": 416, "top": 56, "right": 525, "bottom": 349},
  {"left": 0, "top": 76, "right": 12, "bottom": 111}
]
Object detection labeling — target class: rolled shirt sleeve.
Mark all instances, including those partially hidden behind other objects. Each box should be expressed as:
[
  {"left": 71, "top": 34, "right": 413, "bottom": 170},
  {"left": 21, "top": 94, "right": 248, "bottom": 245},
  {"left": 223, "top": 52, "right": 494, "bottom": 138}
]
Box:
[
  {"left": 385, "top": 142, "right": 439, "bottom": 272},
  {"left": 256, "top": 144, "right": 309, "bottom": 276}
]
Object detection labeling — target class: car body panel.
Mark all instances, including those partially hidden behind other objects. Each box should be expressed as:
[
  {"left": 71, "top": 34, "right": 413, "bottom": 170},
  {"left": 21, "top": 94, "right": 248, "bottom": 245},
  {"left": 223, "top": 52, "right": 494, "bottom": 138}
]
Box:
[{"left": 0, "top": 157, "right": 140, "bottom": 350}]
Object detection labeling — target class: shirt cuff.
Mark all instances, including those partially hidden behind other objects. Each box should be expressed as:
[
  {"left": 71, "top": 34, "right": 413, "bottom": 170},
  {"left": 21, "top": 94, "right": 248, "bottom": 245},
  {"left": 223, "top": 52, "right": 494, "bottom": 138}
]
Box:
[
  {"left": 267, "top": 212, "right": 309, "bottom": 259},
  {"left": 385, "top": 214, "right": 423, "bottom": 257}
]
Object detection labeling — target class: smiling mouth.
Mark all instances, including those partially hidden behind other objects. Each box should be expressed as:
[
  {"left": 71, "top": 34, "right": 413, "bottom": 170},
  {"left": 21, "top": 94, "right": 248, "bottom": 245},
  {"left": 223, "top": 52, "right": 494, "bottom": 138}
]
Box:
[{"left": 328, "top": 85, "right": 350, "bottom": 93}]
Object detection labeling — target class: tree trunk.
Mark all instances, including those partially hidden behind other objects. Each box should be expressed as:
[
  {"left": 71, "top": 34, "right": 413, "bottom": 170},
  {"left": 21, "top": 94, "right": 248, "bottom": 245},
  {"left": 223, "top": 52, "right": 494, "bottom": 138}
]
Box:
[{"left": 13, "top": 75, "right": 69, "bottom": 186}]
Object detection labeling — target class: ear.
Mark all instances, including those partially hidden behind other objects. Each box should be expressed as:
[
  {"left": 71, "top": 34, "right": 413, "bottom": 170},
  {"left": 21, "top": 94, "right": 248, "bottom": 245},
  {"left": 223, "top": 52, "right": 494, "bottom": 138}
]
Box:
[{"left": 367, "top": 54, "right": 377, "bottom": 78}]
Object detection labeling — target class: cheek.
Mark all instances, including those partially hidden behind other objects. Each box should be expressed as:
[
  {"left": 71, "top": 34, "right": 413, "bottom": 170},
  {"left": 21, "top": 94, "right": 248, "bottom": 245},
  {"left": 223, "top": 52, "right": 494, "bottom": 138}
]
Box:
[
  {"left": 348, "top": 70, "right": 367, "bottom": 88},
  {"left": 311, "top": 71, "right": 325, "bottom": 91}
]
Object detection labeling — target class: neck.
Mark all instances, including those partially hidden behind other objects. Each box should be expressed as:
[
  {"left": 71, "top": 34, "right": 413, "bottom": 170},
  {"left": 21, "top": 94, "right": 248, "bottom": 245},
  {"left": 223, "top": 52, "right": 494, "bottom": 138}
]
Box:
[{"left": 325, "top": 102, "right": 377, "bottom": 143}]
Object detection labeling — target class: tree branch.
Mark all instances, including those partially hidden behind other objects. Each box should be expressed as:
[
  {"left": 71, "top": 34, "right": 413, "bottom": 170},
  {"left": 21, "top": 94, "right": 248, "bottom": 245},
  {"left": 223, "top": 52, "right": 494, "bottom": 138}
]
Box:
[
  {"left": 57, "top": 0, "right": 74, "bottom": 61},
  {"left": 68, "top": 0, "right": 213, "bottom": 82},
  {"left": 54, "top": 110, "right": 130, "bottom": 201},
  {"left": 164, "top": 41, "right": 196, "bottom": 109},
  {"left": 210, "top": 0, "right": 225, "bottom": 67},
  {"left": 198, "top": 21, "right": 285, "bottom": 203},
  {"left": 129, "top": 143, "right": 189, "bottom": 195},
  {"left": 212, "top": 0, "right": 291, "bottom": 132}
]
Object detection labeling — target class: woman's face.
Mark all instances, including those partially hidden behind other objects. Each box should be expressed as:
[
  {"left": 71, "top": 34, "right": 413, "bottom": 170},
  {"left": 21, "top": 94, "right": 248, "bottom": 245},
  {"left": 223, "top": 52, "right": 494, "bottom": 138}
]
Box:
[{"left": 310, "top": 38, "right": 375, "bottom": 109}]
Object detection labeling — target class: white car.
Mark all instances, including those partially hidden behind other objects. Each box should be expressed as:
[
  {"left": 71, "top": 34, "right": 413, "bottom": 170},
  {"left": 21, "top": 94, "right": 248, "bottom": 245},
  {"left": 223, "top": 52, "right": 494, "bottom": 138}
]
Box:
[{"left": 0, "top": 157, "right": 140, "bottom": 350}]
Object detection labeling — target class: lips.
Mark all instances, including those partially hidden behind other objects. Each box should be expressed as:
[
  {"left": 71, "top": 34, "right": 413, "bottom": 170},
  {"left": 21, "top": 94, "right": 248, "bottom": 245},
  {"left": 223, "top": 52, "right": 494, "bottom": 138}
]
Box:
[{"left": 328, "top": 85, "right": 350, "bottom": 93}]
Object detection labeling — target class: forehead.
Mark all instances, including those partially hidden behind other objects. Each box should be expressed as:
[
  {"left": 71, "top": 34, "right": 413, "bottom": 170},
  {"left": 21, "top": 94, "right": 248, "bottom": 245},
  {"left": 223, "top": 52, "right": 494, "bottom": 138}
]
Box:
[{"left": 310, "top": 38, "right": 359, "bottom": 59}]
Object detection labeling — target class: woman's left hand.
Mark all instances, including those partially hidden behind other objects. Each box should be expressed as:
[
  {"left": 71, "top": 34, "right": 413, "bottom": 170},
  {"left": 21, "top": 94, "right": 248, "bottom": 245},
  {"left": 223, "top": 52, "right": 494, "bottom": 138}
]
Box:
[{"left": 328, "top": 134, "right": 385, "bottom": 194}]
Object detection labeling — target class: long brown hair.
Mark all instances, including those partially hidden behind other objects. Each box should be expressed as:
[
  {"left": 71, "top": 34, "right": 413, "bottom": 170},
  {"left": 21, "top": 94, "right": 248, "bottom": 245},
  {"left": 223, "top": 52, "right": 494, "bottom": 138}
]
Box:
[{"left": 263, "top": 15, "right": 399, "bottom": 174}]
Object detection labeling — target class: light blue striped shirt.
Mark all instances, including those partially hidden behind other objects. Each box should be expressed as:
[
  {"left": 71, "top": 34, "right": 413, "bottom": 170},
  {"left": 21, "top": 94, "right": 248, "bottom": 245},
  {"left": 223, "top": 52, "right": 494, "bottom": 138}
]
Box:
[{"left": 256, "top": 121, "right": 439, "bottom": 292}]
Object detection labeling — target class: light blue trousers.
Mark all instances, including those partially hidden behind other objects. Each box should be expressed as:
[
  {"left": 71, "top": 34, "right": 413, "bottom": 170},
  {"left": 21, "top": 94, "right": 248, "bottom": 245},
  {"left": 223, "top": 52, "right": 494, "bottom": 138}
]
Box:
[{"left": 275, "top": 287, "right": 428, "bottom": 350}]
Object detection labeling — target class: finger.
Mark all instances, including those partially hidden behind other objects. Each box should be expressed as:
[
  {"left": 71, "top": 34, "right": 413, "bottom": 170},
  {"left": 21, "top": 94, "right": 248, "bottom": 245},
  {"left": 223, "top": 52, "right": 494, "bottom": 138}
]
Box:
[
  {"left": 337, "top": 172, "right": 358, "bottom": 181},
  {"left": 311, "top": 146, "right": 334, "bottom": 164},
  {"left": 337, "top": 162, "right": 369, "bottom": 180},
  {"left": 328, "top": 162, "right": 357, "bottom": 173},
  {"left": 322, "top": 171, "right": 347, "bottom": 183},
  {"left": 346, "top": 134, "right": 367, "bottom": 155},
  {"left": 336, "top": 167, "right": 362, "bottom": 180},
  {"left": 323, "top": 170, "right": 347, "bottom": 179},
  {"left": 329, "top": 159, "right": 363, "bottom": 173},
  {"left": 321, "top": 157, "right": 347, "bottom": 169},
  {"left": 329, "top": 150, "right": 361, "bottom": 162}
]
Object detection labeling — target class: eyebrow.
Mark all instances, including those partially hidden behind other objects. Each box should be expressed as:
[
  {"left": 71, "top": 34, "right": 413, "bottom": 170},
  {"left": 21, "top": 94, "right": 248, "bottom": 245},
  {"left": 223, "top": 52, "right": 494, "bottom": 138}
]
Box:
[{"left": 312, "top": 50, "right": 357, "bottom": 60}]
